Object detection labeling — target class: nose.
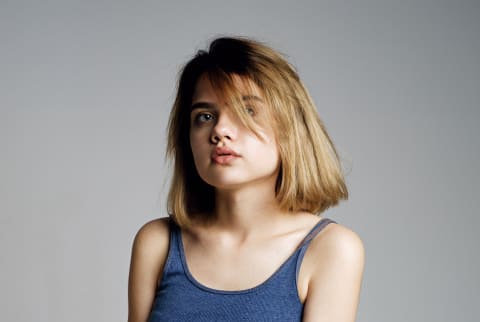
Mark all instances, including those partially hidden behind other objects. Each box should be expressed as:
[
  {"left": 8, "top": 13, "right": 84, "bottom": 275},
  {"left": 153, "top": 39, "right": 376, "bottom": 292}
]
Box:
[{"left": 210, "top": 111, "right": 238, "bottom": 144}]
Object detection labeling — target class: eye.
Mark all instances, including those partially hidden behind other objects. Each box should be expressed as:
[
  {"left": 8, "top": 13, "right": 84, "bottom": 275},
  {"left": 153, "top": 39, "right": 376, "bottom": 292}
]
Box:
[
  {"left": 194, "top": 112, "right": 215, "bottom": 124},
  {"left": 245, "top": 106, "right": 256, "bottom": 116}
]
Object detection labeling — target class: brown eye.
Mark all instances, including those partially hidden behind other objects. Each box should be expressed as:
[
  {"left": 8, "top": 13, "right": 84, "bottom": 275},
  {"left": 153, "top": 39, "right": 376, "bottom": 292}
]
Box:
[{"left": 246, "top": 106, "right": 255, "bottom": 116}]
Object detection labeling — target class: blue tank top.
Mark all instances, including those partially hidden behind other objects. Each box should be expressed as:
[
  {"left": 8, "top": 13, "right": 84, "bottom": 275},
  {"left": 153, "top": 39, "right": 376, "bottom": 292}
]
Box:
[{"left": 147, "top": 217, "right": 336, "bottom": 322}]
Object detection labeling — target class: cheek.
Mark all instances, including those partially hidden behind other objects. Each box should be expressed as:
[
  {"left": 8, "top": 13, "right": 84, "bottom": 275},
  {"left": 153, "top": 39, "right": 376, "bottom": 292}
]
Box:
[
  {"left": 189, "top": 133, "right": 204, "bottom": 166},
  {"left": 189, "top": 131, "right": 213, "bottom": 176},
  {"left": 255, "top": 129, "right": 279, "bottom": 157},
  {"left": 246, "top": 133, "right": 280, "bottom": 165},
  {"left": 190, "top": 128, "right": 205, "bottom": 150}
]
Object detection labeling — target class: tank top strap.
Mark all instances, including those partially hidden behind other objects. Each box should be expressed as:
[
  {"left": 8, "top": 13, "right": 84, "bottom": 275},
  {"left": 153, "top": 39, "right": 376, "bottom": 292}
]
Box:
[
  {"left": 295, "top": 217, "right": 337, "bottom": 280},
  {"left": 167, "top": 217, "right": 181, "bottom": 252},
  {"left": 156, "top": 217, "right": 183, "bottom": 283}
]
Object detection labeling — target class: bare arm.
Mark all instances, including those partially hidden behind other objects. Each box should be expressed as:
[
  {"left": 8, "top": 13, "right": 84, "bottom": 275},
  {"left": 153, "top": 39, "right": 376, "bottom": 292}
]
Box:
[
  {"left": 302, "top": 224, "right": 365, "bottom": 322},
  {"left": 128, "top": 218, "right": 170, "bottom": 322}
]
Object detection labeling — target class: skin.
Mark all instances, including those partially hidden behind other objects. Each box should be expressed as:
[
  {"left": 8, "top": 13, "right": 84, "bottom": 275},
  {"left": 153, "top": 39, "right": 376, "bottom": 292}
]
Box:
[{"left": 128, "top": 74, "right": 365, "bottom": 322}]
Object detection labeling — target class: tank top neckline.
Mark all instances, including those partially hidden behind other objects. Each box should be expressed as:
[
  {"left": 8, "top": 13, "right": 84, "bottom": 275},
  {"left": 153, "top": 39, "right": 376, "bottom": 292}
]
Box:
[{"left": 174, "top": 217, "right": 332, "bottom": 295}]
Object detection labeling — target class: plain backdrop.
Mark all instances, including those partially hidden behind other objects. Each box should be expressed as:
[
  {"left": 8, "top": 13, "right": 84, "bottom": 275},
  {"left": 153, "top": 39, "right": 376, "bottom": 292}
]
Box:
[{"left": 1, "top": 1, "right": 479, "bottom": 321}]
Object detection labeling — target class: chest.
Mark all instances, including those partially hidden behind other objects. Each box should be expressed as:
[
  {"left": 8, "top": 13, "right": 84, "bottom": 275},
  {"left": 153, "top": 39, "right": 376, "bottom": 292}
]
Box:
[
  {"left": 149, "top": 233, "right": 306, "bottom": 322},
  {"left": 179, "top": 230, "right": 311, "bottom": 301}
]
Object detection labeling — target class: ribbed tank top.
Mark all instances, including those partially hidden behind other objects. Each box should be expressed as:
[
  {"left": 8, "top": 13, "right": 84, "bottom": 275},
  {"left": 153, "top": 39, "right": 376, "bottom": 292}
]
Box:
[{"left": 147, "top": 217, "right": 336, "bottom": 322}]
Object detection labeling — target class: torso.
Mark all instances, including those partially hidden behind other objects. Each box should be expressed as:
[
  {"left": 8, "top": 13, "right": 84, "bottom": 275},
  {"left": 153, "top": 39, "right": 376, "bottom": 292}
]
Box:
[
  {"left": 144, "top": 213, "right": 359, "bottom": 322},
  {"left": 176, "top": 211, "right": 329, "bottom": 303}
]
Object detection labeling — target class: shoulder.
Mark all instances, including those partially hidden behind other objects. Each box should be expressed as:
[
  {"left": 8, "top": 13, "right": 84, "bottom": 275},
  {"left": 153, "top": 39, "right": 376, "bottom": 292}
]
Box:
[
  {"left": 301, "top": 221, "right": 365, "bottom": 321},
  {"left": 314, "top": 221, "right": 364, "bottom": 259},
  {"left": 134, "top": 216, "right": 171, "bottom": 239},
  {"left": 306, "top": 221, "right": 365, "bottom": 274},
  {"left": 128, "top": 217, "right": 171, "bottom": 321},
  {"left": 131, "top": 217, "right": 171, "bottom": 258},
  {"left": 129, "top": 217, "right": 172, "bottom": 282}
]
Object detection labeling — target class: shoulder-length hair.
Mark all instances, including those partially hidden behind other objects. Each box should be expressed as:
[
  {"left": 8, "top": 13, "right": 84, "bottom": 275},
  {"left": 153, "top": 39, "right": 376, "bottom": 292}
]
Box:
[{"left": 166, "top": 36, "right": 348, "bottom": 228}]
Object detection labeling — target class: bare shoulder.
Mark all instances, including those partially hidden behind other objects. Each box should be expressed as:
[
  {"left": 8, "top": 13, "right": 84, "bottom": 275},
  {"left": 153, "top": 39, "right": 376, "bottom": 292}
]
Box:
[
  {"left": 130, "top": 216, "right": 171, "bottom": 283},
  {"left": 128, "top": 217, "right": 171, "bottom": 322},
  {"left": 301, "top": 221, "right": 365, "bottom": 322},
  {"left": 300, "top": 221, "right": 365, "bottom": 283},
  {"left": 310, "top": 221, "right": 365, "bottom": 262},
  {"left": 134, "top": 218, "right": 170, "bottom": 252}
]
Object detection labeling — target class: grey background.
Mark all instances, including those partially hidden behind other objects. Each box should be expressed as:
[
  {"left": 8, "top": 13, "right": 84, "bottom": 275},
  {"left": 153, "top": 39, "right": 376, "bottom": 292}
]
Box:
[{"left": 1, "top": 1, "right": 479, "bottom": 321}]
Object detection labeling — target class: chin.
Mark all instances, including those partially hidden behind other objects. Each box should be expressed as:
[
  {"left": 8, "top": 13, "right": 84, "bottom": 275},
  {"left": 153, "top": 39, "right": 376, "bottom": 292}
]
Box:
[
  {"left": 201, "top": 177, "right": 247, "bottom": 190},
  {"left": 201, "top": 173, "right": 278, "bottom": 191}
]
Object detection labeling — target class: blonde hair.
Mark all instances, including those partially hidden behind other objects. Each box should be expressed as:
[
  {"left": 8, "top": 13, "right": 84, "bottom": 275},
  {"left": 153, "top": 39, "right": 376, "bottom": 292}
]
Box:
[{"left": 166, "top": 36, "right": 348, "bottom": 228}]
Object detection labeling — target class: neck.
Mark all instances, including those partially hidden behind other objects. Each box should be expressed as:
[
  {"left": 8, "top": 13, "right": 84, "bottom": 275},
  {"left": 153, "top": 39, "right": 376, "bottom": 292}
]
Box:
[{"left": 211, "top": 180, "right": 288, "bottom": 237}]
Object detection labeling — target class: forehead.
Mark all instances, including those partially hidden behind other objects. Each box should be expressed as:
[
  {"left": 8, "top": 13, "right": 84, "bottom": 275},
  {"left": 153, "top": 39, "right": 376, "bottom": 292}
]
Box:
[{"left": 191, "top": 73, "right": 264, "bottom": 103}]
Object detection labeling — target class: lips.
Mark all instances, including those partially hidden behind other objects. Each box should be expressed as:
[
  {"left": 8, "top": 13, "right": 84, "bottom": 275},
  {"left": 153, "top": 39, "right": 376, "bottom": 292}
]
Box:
[{"left": 211, "top": 147, "right": 240, "bottom": 164}]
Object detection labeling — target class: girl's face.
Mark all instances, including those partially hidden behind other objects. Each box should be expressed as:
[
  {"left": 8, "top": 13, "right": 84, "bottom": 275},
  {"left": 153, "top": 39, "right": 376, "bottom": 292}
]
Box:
[{"left": 189, "top": 74, "right": 281, "bottom": 190}]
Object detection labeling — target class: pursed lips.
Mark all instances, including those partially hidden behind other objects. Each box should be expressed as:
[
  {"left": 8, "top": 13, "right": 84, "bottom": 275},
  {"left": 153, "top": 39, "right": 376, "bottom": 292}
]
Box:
[{"left": 211, "top": 147, "right": 241, "bottom": 164}]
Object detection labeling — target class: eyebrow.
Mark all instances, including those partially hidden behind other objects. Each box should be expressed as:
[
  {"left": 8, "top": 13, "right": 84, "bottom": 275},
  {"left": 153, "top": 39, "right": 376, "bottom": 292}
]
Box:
[
  {"left": 242, "top": 95, "right": 264, "bottom": 102},
  {"left": 190, "top": 102, "right": 216, "bottom": 111},
  {"left": 191, "top": 95, "right": 264, "bottom": 111}
]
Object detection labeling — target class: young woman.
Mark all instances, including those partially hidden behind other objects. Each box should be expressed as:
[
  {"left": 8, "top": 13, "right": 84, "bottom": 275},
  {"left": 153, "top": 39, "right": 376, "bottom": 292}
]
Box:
[{"left": 128, "top": 36, "right": 365, "bottom": 322}]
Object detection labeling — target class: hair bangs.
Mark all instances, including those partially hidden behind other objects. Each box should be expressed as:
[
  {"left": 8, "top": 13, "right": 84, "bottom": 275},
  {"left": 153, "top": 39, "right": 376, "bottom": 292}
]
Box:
[{"left": 204, "top": 70, "right": 271, "bottom": 142}]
